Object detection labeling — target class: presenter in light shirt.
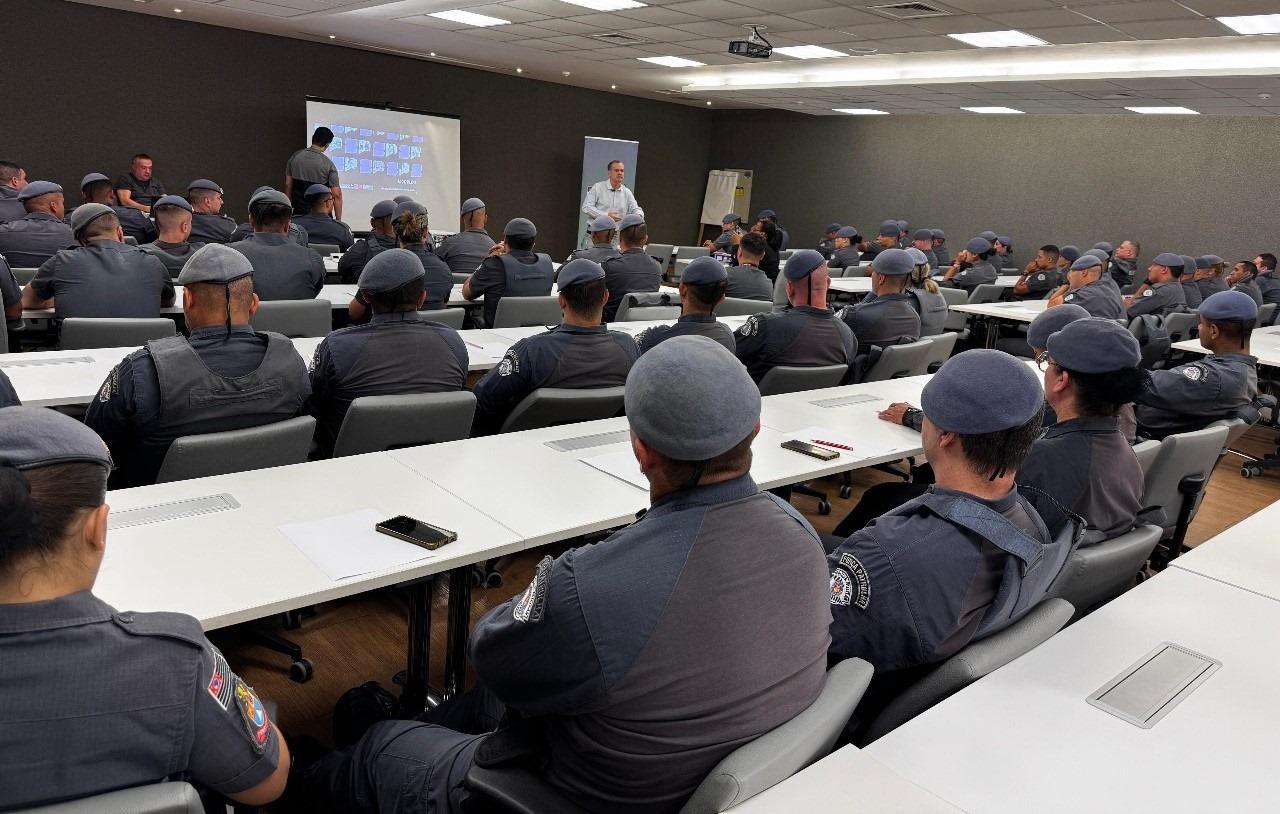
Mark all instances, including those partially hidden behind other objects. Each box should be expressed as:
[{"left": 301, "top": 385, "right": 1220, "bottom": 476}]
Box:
[{"left": 581, "top": 160, "right": 642, "bottom": 245}]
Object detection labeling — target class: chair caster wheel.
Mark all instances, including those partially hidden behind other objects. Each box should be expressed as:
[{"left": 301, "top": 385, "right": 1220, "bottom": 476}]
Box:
[
  {"left": 484, "top": 570, "right": 503, "bottom": 589},
  {"left": 1242, "top": 467, "right": 1253, "bottom": 478},
  {"left": 839, "top": 485, "right": 853, "bottom": 499},
  {"left": 290, "top": 658, "right": 314, "bottom": 683},
  {"left": 818, "top": 500, "right": 832, "bottom": 515}
]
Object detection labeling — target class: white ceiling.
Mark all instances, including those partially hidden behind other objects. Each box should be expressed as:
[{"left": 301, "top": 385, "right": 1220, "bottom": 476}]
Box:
[{"left": 73, "top": 0, "right": 1280, "bottom": 113}]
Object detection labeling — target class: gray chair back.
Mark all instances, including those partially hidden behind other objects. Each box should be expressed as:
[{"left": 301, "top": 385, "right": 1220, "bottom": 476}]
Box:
[
  {"left": 1049, "top": 524, "right": 1163, "bottom": 616},
  {"left": 1259, "top": 302, "right": 1277, "bottom": 326},
  {"left": 1210, "top": 417, "right": 1252, "bottom": 452},
  {"left": 842, "top": 265, "right": 869, "bottom": 278},
  {"left": 14, "top": 267, "right": 37, "bottom": 285},
  {"left": 757, "top": 364, "right": 847, "bottom": 397},
  {"left": 1133, "top": 439, "right": 1161, "bottom": 476},
  {"left": 155, "top": 415, "right": 316, "bottom": 483},
  {"left": 333, "top": 392, "right": 476, "bottom": 457},
  {"left": 308, "top": 242, "right": 340, "bottom": 256},
  {"left": 921, "top": 331, "right": 958, "bottom": 372},
  {"left": 967, "top": 283, "right": 1005, "bottom": 304},
  {"left": 772, "top": 272, "right": 790, "bottom": 309},
  {"left": 778, "top": 248, "right": 796, "bottom": 264},
  {"left": 417, "top": 308, "right": 466, "bottom": 329},
  {"left": 123, "top": 236, "right": 138, "bottom": 246},
  {"left": 1139, "top": 424, "right": 1229, "bottom": 529},
  {"left": 679, "top": 658, "right": 874, "bottom": 814},
  {"left": 59, "top": 318, "right": 176, "bottom": 350},
  {"left": 715, "top": 297, "right": 772, "bottom": 317},
  {"left": 452, "top": 272, "right": 471, "bottom": 284},
  {"left": 614, "top": 292, "right": 680, "bottom": 323},
  {"left": 252, "top": 299, "right": 331, "bottom": 338},
  {"left": 860, "top": 598, "right": 1074, "bottom": 744},
  {"left": 1162, "top": 311, "right": 1199, "bottom": 344},
  {"left": 1127, "top": 315, "right": 1170, "bottom": 369},
  {"left": 500, "top": 387, "right": 626, "bottom": 434},
  {"left": 939, "top": 287, "right": 969, "bottom": 332},
  {"left": 648, "top": 243, "right": 676, "bottom": 271},
  {"left": 15, "top": 782, "right": 204, "bottom": 814},
  {"left": 674, "top": 245, "right": 710, "bottom": 261},
  {"left": 493, "top": 296, "right": 562, "bottom": 329},
  {"left": 863, "top": 340, "right": 932, "bottom": 381},
  {"left": 825, "top": 265, "right": 845, "bottom": 279}
]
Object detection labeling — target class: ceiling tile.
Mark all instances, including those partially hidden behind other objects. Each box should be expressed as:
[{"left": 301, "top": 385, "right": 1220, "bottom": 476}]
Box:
[
  {"left": 610, "top": 6, "right": 703, "bottom": 25},
  {"left": 984, "top": 8, "right": 1097, "bottom": 28},
  {"left": 1070, "top": 1, "right": 1201, "bottom": 24},
  {"left": 873, "top": 35, "right": 968, "bottom": 53},
  {"left": 849, "top": 21, "right": 938, "bottom": 39},
  {"left": 672, "top": 20, "right": 749, "bottom": 36},
  {"left": 530, "top": 18, "right": 610, "bottom": 34},
  {"left": 942, "top": 0, "right": 1058, "bottom": 13},
  {"left": 1112, "top": 77, "right": 1207, "bottom": 90},
  {"left": 768, "top": 27, "right": 860, "bottom": 44},
  {"left": 909, "top": 14, "right": 1010, "bottom": 35},
  {"left": 788, "top": 7, "right": 884, "bottom": 27},
  {"left": 1035, "top": 24, "right": 1132, "bottom": 43},
  {"left": 664, "top": 0, "right": 757, "bottom": 18},
  {"left": 740, "top": 0, "right": 835, "bottom": 11},
  {"left": 464, "top": 4, "right": 549, "bottom": 23},
  {"left": 1182, "top": 0, "right": 1280, "bottom": 14},
  {"left": 498, "top": 0, "right": 578, "bottom": 15},
  {"left": 625, "top": 24, "right": 704, "bottom": 40},
  {"left": 563, "top": 12, "right": 643, "bottom": 27},
  {"left": 519, "top": 38, "right": 581, "bottom": 49},
  {"left": 542, "top": 34, "right": 604, "bottom": 48},
  {"left": 216, "top": 0, "right": 310, "bottom": 16},
  {"left": 1114, "top": 19, "right": 1237, "bottom": 38}
]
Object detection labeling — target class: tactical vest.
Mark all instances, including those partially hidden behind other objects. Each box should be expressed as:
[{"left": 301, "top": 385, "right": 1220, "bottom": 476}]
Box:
[
  {"left": 500, "top": 253, "right": 554, "bottom": 296},
  {"left": 909, "top": 288, "right": 948, "bottom": 336},
  {"left": 570, "top": 245, "right": 621, "bottom": 264}
]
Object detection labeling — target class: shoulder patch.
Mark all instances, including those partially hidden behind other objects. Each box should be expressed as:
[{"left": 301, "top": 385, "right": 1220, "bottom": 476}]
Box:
[
  {"left": 830, "top": 553, "right": 871, "bottom": 609},
  {"left": 1064, "top": 293, "right": 1075, "bottom": 302},
  {"left": 206, "top": 647, "right": 234, "bottom": 711},
  {"left": 497, "top": 348, "right": 520, "bottom": 377},
  {"left": 740, "top": 314, "right": 762, "bottom": 337},
  {"left": 1182, "top": 364, "right": 1206, "bottom": 382},
  {"left": 98, "top": 365, "right": 121, "bottom": 403},
  {"left": 1142, "top": 288, "right": 1153, "bottom": 297},
  {"left": 513, "top": 556, "right": 553, "bottom": 623},
  {"left": 1036, "top": 273, "right": 1045, "bottom": 281},
  {"left": 233, "top": 678, "right": 271, "bottom": 753}
]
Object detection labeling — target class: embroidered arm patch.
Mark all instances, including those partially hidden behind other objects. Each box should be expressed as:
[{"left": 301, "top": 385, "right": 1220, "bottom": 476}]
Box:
[
  {"left": 513, "top": 556, "right": 553, "bottom": 623},
  {"left": 233, "top": 678, "right": 272, "bottom": 754},
  {"left": 206, "top": 647, "right": 234, "bottom": 711},
  {"left": 830, "top": 553, "right": 871, "bottom": 610}
]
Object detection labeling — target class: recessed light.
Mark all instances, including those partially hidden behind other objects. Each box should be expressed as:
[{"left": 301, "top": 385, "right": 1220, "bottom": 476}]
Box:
[
  {"left": 833, "top": 108, "right": 889, "bottom": 115},
  {"left": 428, "top": 9, "right": 510, "bottom": 27},
  {"left": 1217, "top": 14, "right": 1280, "bottom": 35},
  {"left": 429, "top": 52, "right": 436, "bottom": 56},
  {"left": 562, "top": 71, "right": 571, "bottom": 76},
  {"left": 556, "top": 0, "right": 645, "bottom": 10},
  {"left": 706, "top": 100, "right": 712, "bottom": 105},
  {"left": 515, "top": 67, "right": 523, "bottom": 73},
  {"left": 773, "top": 45, "right": 847, "bottom": 60},
  {"left": 638, "top": 56, "right": 706, "bottom": 68},
  {"left": 611, "top": 84, "right": 618, "bottom": 89},
  {"left": 948, "top": 30, "right": 1045, "bottom": 48},
  {"left": 173, "top": 7, "right": 182, "bottom": 12},
  {"left": 962, "top": 106, "right": 1024, "bottom": 113},
  {"left": 1126, "top": 106, "right": 1199, "bottom": 114},
  {"left": 328, "top": 34, "right": 336, "bottom": 39}
]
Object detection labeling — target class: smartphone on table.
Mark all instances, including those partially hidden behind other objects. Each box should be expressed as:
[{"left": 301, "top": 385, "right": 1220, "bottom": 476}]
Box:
[{"left": 375, "top": 516, "right": 458, "bottom": 550}]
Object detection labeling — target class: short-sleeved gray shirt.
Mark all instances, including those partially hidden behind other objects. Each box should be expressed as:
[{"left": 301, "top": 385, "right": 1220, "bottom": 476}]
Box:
[
  {"left": 286, "top": 147, "right": 339, "bottom": 187},
  {"left": 31, "top": 241, "right": 173, "bottom": 319}
]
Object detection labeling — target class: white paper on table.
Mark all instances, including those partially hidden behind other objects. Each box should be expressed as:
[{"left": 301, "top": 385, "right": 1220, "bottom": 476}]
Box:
[
  {"left": 580, "top": 450, "right": 648, "bottom": 490},
  {"left": 280, "top": 508, "right": 432, "bottom": 581},
  {"left": 488, "top": 328, "right": 548, "bottom": 343},
  {"left": 782, "top": 426, "right": 913, "bottom": 462},
  {"left": 473, "top": 343, "right": 511, "bottom": 360}
]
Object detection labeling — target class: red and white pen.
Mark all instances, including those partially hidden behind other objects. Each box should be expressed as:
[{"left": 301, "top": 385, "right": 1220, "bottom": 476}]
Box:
[{"left": 812, "top": 439, "right": 853, "bottom": 451}]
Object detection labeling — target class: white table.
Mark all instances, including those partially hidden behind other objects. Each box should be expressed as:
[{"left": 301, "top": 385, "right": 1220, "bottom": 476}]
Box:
[
  {"left": 869, "top": 568, "right": 1280, "bottom": 813},
  {"left": 1173, "top": 324, "right": 1280, "bottom": 369},
  {"left": 1171, "top": 499, "right": 1280, "bottom": 602},
  {"left": 950, "top": 299, "right": 1049, "bottom": 348},
  {"left": 21, "top": 284, "right": 360, "bottom": 321}
]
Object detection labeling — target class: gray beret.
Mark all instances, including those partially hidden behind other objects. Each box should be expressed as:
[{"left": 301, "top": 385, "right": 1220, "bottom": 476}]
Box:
[
  {"left": 1070, "top": 254, "right": 1103, "bottom": 271},
  {"left": 906, "top": 247, "right": 929, "bottom": 266},
  {"left": 589, "top": 214, "right": 616, "bottom": 232},
  {"left": 358, "top": 248, "right": 426, "bottom": 293},
  {"left": 79, "top": 173, "right": 110, "bottom": 189},
  {"left": 461, "top": 197, "right": 486, "bottom": 215},
  {"left": 152, "top": 194, "right": 193, "bottom": 213},
  {"left": 177, "top": 243, "right": 254, "bottom": 285},
  {"left": 758, "top": 209, "right": 777, "bottom": 220},
  {"left": 724, "top": 213, "right": 742, "bottom": 225},
  {"left": 1059, "top": 245, "right": 1081, "bottom": 263},
  {"left": 979, "top": 230, "right": 997, "bottom": 242},
  {"left": 1027, "top": 303, "right": 1089, "bottom": 350},
  {"left": 1047, "top": 318, "right": 1141, "bottom": 374},
  {"left": 1200, "top": 290, "right": 1259, "bottom": 322},
  {"left": 1093, "top": 241, "right": 1114, "bottom": 253},
  {"left": 617, "top": 213, "right": 645, "bottom": 231},
  {"left": 966, "top": 237, "right": 992, "bottom": 255},
  {"left": 370, "top": 200, "right": 396, "bottom": 219},
  {"left": 896, "top": 219, "right": 909, "bottom": 231},
  {"left": 251, "top": 186, "right": 274, "bottom": 197},
  {"left": 393, "top": 195, "right": 414, "bottom": 204},
  {"left": 70, "top": 203, "right": 115, "bottom": 236},
  {"left": 878, "top": 221, "right": 899, "bottom": 238},
  {"left": 783, "top": 249, "right": 825, "bottom": 281},
  {"left": 1084, "top": 248, "right": 1110, "bottom": 262},
  {"left": 625, "top": 335, "right": 759, "bottom": 461},
  {"left": 912, "top": 229, "right": 933, "bottom": 242},
  {"left": 1194, "top": 256, "right": 1212, "bottom": 269},
  {"left": 18, "top": 181, "right": 62, "bottom": 201},
  {"left": 304, "top": 183, "right": 332, "bottom": 198},
  {"left": 394, "top": 201, "right": 428, "bottom": 220},
  {"left": 0, "top": 406, "right": 111, "bottom": 471},
  {"left": 503, "top": 218, "right": 536, "bottom": 239},
  {"left": 825, "top": 222, "right": 843, "bottom": 234},
  {"left": 682, "top": 256, "right": 728, "bottom": 285},
  {"left": 1178, "top": 255, "right": 1198, "bottom": 278},
  {"left": 921, "top": 349, "right": 1043, "bottom": 435},
  {"left": 557, "top": 258, "right": 605, "bottom": 288},
  {"left": 1152, "top": 252, "right": 1182, "bottom": 268},
  {"left": 248, "top": 188, "right": 291, "bottom": 211},
  {"left": 996, "top": 235, "right": 1012, "bottom": 248},
  {"left": 187, "top": 179, "right": 223, "bottom": 193},
  {"left": 1200, "top": 254, "right": 1224, "bottom": 266},
  {"left": 872, "top": 248, "right": 914, "bottom": 277},
  {"left": 930, "top": 229, "right": 946, "bottom": 240},
  {"left": 836, "top": 226, "right": 859, "bottom": 239}
]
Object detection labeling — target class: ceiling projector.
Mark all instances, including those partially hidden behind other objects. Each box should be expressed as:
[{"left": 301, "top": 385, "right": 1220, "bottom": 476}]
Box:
[{"left": 729, "top": 25, "right": 772, "bottom": 59}]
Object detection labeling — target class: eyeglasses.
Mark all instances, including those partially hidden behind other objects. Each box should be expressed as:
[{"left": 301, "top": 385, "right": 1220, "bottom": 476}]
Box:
[{"left": 1035, "top": 351, "right": 1057, "bottom": 372}]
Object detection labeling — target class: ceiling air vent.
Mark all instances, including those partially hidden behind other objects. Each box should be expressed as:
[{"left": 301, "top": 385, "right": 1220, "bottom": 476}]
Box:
[
  {"left": 867, "top": 3, "right": 953, "bottom": 20},
  {"left": 1085, "top": 91, "right": 1139, "bottom": 100},
  {"left": 590, "top": 32, "right": 653, "bottom": 46}
]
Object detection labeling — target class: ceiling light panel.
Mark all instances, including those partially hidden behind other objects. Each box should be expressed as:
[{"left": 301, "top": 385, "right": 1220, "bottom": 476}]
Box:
[
  {"left": 962, "top": 106, "right": 1024, "bottom": 113},
  {"left": 948, "top": 30, "right": 1047, "bottom": 48},
  {"left": 638, "top": 55, "right": 706, "bottom": 67},
  {"left": 1125, "top": 106, "right": 1199, "bottom": 113},
  {"left": 773, "top": 45, "right": 848, "bottom": 60},
  {"left": 1217, "top": 15, "right": 1280, "bottom": 35},
  {"left": 428, "top": 9, "right": 510, "bottom": 26},
  {"left": 833, "top": 108, "right": 890, "bottom": 114},
  {"left": 557, "top": 0, "right": 646, "bottom": 11}
]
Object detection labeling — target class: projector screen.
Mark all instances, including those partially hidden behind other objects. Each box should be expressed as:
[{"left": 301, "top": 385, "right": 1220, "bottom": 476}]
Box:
[{"left": 305, "top": 98, "right": 460, "bottom": 229}]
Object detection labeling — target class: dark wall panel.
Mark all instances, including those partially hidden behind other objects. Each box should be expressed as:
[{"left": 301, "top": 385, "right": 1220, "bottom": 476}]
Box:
[
  {"left": 709, "top": 109, "right": 1276, "bottom": 265},
  {"left": 4, "top": 0, "right": 712, "bottom": 258}
]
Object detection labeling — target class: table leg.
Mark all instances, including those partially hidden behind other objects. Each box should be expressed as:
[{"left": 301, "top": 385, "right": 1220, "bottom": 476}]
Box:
[
  {"left": 402, "top": 580, "right": 432, "bottom": 714},
  {"left": 443, "top": 567, "right": 473, "bottom": 699}
]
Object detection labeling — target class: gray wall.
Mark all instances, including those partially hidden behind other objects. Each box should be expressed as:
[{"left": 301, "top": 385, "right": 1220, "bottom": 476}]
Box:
[
  {"left": 4, "top": 0, "right": 713, "bottom": 259},
  {"left": 709, "top": 110, "right": 1275, "bottom": 265}
]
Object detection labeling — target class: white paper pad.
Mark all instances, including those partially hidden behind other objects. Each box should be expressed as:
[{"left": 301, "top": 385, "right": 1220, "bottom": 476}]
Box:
[
  {"left": 580, "top": 449, "right": 648, "bottom": 490},
  {"left": 488, "top": 328, "right": 547, "bottom": 343},
  {"left": 280, "top": 509, "right": 432, "bottom": 581},
  {"left": 471, "top": 342, "right": 510, "bottom": 360},
  {"left": 783, "top": 425, "right": 914, "bottom": 461}
]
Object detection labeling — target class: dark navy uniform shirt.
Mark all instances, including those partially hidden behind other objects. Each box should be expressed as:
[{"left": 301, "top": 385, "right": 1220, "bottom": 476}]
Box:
[
  {"left": 724, "top": 263, "right": 772, "bottom": 301},
  {"left": 635, "top": 314, "right": 735, "bottom": 355},
  {"left": 733, "top": 305, "right": 857, "bottom": 383},
  {"left": 827, "top": 246, "right": 863, "bottom": 270},
  {"left": 1135, "top": 351, "right": 1259, "bottom": 438},
  {"left": 405, "top": 245, "right": 454, "bottom": 309},
  {"left": 291, "top": 213, "right": 354, "bottom": 252},
  {"left": 337, "top": 233, "right": 396, "bottom": 283},
  {"left": 1256, "top": 271, "right": 1280, "bottom": 309},
  {"left": 472, "top": 323, "right": 637, "bottom": 434},
  {"left": 1232, "top": 279, "right": 1264, "bottom": 306},
  {"left": 602, "top": 248, "right": 662, "bottom": 322},
  {"left": 0, "top": 212, "right": 74, "bottom": 268},
  {"left": 942, "top": 261, "right": 997, "bottom": 292},
  {"left": 0, "top": 187, "right": 23, "bottom": 223},
  {"left": 908, "top": 287, "right": 948, "bottom": 336},
  {"left": 31, "top": 241, "right": 173, "bottom": 319},
  {"left": 1016, "top": 267, "right": 1064, "bottom": 300},
  {"left": 468, "top": 250, "right": 554, "bottom": 328},
  {"left": 113, "top": 173, "right": 165, "bottom": 208},
  {"left": 470, "top": 474, "right": 831, "bottom": 814},
  {"left": 1180, "top": 278, "right": 1203, "bottom": 310},
  {"left": 0, "top": 369, "right": 18, "bottom": 407},
  {"left": 1197, "top": 276, "right": 1228, "bottom": 300},
  {"left": 933, "top": 246, "right": 951, "bottom": 267},
  {"left": 838, "top": 292, "right": 921, "bottom": 347},
  {"left": 189, "top": 212, "right": 238, "bottom": 245},
  {"left": 230, "top": 221, "right": 310, "bottom": 247},
  {"left": 1062, "top": 279, "right": 1125, "bottom": 319},
  {"left": 436, "top": 228, "right": 496, "bottom": 276},
  {"left": 139, "top": 240, "right": 205, "bottom": 277},
  {"left": 567, "top": 244, "right": 621, "bottom": 265},
  {"left": 0, "top": 591, "right": 280, "bottom": 810},
  {"left": 229, "top": 233, "right": 325, "bottom": 300},
  {"left": 105, "top": 205, "right": 158, "bottom": 244},
  {"left": 1, "top": 256, "right": 21, "bottom": 319},
  {"left": 1126, "top": 280, "right": 1187, "bottom": 320}
]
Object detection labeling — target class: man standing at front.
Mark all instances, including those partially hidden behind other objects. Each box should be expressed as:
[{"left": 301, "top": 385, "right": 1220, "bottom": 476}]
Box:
[
  {"left": 581, "top": 160, "right": 642, "bottom": 244},
  {"left": 285, "top": 127, "right": 343, "bottom": 220}
]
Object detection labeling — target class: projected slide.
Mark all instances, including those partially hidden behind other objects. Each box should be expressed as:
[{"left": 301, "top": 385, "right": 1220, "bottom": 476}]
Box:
[{"left": 305, "top": 98, "right": 460, "bottom": 229}]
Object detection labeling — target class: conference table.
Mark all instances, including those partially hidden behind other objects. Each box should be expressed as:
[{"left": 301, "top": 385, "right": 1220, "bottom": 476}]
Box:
[
  {"left": 950, "top": 299, "right": 1049, "bottom": 347},
  {"left": 1173, "top": 324, "right": 1280, "bottom": 368},
  {"left": 1170, "top": 497, "right": 1280, "bottom": 601}
]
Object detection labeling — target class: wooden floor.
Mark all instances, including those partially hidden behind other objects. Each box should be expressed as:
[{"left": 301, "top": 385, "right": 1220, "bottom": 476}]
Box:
[{"left": 222, "top": 423, "right": 1280, "bottom": 754}]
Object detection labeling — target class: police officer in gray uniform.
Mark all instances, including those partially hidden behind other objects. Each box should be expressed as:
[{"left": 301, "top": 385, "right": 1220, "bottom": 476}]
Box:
[
  {"left": 1136, "top": 290, "right": 1261, "bottom": 439},
  {"left": 828, "top": 350, "right": 1072, "bottom": 708},
  {"left": 839, "top": 247, "right": 921, "bottom": 347},
  {"left": 472, "top": 259, "right": 637, "bottom": 434},
  {"left": 308, "top": 249, "right": 468, "bottom": 455},
  {"left": 85, "top": 245, "right": 310, "bottom": 486},
  {"left": 940, "top": 236, "right": 999, "bottom": 292},
  {"left": 1012, "top": 245, "right": 1063, "bottom": 300},
  {"left": 138, "top": 195, "right": 205, "bottom": 277},
  {"left": 707, "top": 212, "right": 743, "bottom": 253},
  {"left": 930, "top": 229, "right": 950, "bottom": 268},
  {"left": 463, "top": 217, "right": 554, "bottom": 328},
  {"left": 568, "top": 213, "right": 622, "bottom": 264},
  {"left": 726, "top": 230, "right": 774, "bottom": 301},
  {"left": 392, "top": 201, "right": 452, "bottom": 308},
  {"left": 1195, "top": 255, "right": 1228, "bottom": 300},
  {"left": 0, "top": 407, "right": 290, "bottom": 811},
  {"left": 817, "top": 222, "right": 842, "bottom": 259},
  {"left": 993, "top": 236, "right": 1016, "bottom": 270},
  {"left": 336, "top": 199, "right": 397, "bottom": 283},
  {"left": 1, "top": 256, "right": 22, "bottom": 325},
  {"left": 301, "top": 335, "right": 832, "bottom": 814},
  {"left": 228, "top": 189, "right": 325, "bottom": 301},
  {"left": 187, "top": 179, "right": 237, "bottom": 244},
  {"left": 230, "top": 187, "right": 310, "bottom": 247},
  {"left": 905, "top": 248, "right": 948, "bottom": 336},
  {"left": 1171, "top": 254, "right": 1201, "bottom": 309},
  {"left": 23, "top": 203, "right": 173, "bottom": 320},
  {"left": 602, "top": 213, "right": 662, "bottom": 322},
  {"left": 1227, "top": 260, "right": 1264, "bottom": 306},
  {"left": 827, "top": 226, "right": 863, "bottom": 271},
  {"left": 293, "top": 184, "right": 354, "bottom": 251},
  {"left": 1253, "top": 253, "right": 1280, "bottom": 310},
  {"left": 1126, "top": 252, "right": 1188, "bottom": 320},
  {"left": 436, "top": 197, "right": 496, "bottom": 276},
  {"left": 78, "top": 172, "right": 158, "bottom": 245},
  {"left": 1048, "top": 254, "right": 1125, "bottom": 319},
  {"left": 859, "top": 220, "right": 900, "bottom": 262},
  {"left": 0, "top": 160, "right": 26, "bottom": 223},
  {"left": 909, "top": 229, "right": 938, "bottom": 270},
  {"left": 636, "top": 256, "right": 735, "bottom": 354},
  {"left": 0, "top": 181, "right": 73, "bottom": 268},
  {"left": 734, "top": 249, "right": 857, "bottom": 382},
  {"left": 1019, "top": 318, "right": 1146, "bottom": 542}
]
